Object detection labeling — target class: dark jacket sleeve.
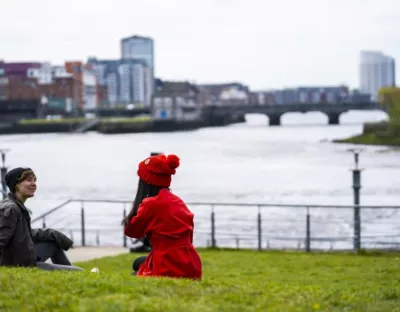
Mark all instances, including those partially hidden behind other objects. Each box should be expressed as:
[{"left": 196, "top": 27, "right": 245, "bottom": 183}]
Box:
[
  {"left": 31, "top": 228, "right": 74, "bottom": 251},
  {"left": 0, "top": 207, "right": 19, "bottom": 263}
]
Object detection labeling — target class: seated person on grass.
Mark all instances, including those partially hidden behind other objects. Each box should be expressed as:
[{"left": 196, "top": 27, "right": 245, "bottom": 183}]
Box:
[
  {"left": 0, "top": 167, "right": 83, "bottom": 271},
  {"left": 123, "top": 153, "right": 202, "bottom": 280}
]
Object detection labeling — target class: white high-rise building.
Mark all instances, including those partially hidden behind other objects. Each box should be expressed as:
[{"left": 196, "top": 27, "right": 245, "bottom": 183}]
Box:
[
  {"left": 88, "top": 58, "right": 148, "bottom": 106},
  {"left": 359, "top": 51, "right": 396, "bottom": 100},
  {"left": 121, "top": 35, "right": 154, "bottom": 98}
]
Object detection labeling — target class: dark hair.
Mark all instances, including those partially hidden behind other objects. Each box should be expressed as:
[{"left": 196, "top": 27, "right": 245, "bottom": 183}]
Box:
[
  {"left": 18, "top": 170, "right": 36, "bottom": 183},
  {"left": 122, "top": 179, "right": 165, "bottom": 226}
]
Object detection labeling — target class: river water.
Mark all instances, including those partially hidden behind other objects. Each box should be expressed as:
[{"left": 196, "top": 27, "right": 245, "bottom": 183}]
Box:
[{"left": 0, "top": 110, "right": 399, "bottom": 250}]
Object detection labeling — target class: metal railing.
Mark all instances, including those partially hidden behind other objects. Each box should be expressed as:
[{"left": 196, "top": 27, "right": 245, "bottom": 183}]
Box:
[
  {"left": 30, "top": 199, "right": 400, "bottom": 252},
  {"left": 2, "top": 149, "right": 399, "bottom": 252}
]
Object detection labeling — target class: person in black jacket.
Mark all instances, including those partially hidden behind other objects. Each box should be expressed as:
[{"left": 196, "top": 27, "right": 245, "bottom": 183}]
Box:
[{"left": 0, "top": 167, "right": 83, "bottom": 271}]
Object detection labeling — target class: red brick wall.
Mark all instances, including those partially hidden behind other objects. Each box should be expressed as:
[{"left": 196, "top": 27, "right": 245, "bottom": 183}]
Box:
[{"left": 1, "top": 77, "right": 78, "bottom": 103}]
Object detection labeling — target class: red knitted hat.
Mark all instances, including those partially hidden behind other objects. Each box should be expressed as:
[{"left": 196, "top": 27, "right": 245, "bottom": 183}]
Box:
[{"left": 137, "top": 154, "right": 180, "bottom": 187}]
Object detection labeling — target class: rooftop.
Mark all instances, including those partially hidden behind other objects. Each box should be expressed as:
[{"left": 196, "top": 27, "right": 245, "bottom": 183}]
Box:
[
  {"left": 156, "top": 80, "right": 199, "bottom": 94},
  {"left": 120, "top": 35, "right": 153, "bottom": 42}
]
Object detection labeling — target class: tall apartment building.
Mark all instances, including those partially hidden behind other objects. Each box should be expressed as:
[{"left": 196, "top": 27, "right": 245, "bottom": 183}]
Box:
[
  {"left": 88, "top": 58, "right": 148, "bottom": 106},
  {"left": 121, "top": 35, "right": 154, "bottom": 102},
  {"left": 360, "top": 51, "right": 396, "bottom": 100}
]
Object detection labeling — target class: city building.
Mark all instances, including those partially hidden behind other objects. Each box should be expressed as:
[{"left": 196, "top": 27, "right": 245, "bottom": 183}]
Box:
[
  {"left": 297, "top": 86, "right": 349, "bottom": 104},
  {"left": 97, "top": 85, "right": 109, "bottom": 107},
  {"left": 0, "top": 60, "right": 103, "bottom": 113},
  {"left": 152, "top": 80, "right": 202, "bottom": 121},
  {"left": 65, "top": 61, "right": 99, "bottom": 111},
  {"left": 359, "top": 51, "right": 396, "bottom": 100},
  {"left": 253, "top": 85, "right": 350, "bottom": 105},
  {"left": 0, "top": 61, "right": 42, "bottom": 78},
  {"left": 0, "top": 61, "right": 77, "bottom": 112},
  {"left": 88, "top": 57, "right": 149, "bottom": 106},
  {"left": 26, "top": 62, "right": 54, "bottom": 84},
  {"left": 0, "top": 75, "right": 78, "bottom": 114},
  {"left": 198, "top": 83, "right": 250, "bottom": 106},
  {"left": 120, "top": 35, "right": 154, "bottom": 99},
  {"left": 348, "top": 89, "right": 372, "bottom": 103}
]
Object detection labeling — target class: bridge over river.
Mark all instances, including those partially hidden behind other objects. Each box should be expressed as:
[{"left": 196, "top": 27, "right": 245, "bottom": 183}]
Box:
[
  {"left": 0, "top": 100, "right": 385, "bottom": 128},
  {"left": 202, "top": 101, "right": 385, "bottom": 126}
]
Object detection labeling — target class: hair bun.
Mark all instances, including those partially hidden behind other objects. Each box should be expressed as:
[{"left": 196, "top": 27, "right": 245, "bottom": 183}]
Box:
[{"left": 166, "top": 154, "right": 180, "bottom": 170}]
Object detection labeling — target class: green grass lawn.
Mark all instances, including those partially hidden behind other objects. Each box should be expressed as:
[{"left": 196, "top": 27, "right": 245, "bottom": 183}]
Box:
[
  {"left": 0, "top": 249, "right": 399, "bottom": 311},
  {"left": 17, "top": 116, "right": 152, "bottom": 125},
  {"left": 17, "top": 117, "right": 87, "bottom": 125},
  {"left": 99, "top": 116, "right": 152, "bottom": 124}
]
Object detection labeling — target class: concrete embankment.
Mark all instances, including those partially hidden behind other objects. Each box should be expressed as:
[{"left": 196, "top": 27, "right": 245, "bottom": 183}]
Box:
[
  {"left": 0, "top": 117, "right": 244, "bottom": 135},
  {"left": 66, "top": 246, "right": 129, "bottom": 262}
]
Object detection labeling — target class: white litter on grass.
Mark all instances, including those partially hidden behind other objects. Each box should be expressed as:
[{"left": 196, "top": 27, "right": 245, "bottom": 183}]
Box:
[{"left": 90, "top": 267, "right": 100, "bottom": 273}]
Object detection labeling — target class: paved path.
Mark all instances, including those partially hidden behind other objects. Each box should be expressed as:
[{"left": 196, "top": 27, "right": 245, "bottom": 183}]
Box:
[{"left": 66, "top": 246, "right": 129, "bottom": 263}]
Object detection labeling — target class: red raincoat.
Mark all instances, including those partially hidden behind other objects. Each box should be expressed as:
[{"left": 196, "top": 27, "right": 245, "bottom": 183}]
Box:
[{"left": 124, "top": 189, "right": 202, "bottom": 280}]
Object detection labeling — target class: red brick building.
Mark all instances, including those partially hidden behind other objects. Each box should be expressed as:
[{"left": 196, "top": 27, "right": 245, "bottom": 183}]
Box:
[{"left": 0, "top": 61, "right": 109, "bottom": 112}]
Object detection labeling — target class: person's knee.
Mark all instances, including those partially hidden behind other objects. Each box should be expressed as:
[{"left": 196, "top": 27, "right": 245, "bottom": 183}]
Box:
[
  {"left": 35, "top": 241, "right": 59, "bottom": 252},
  {"left": 132, "top": 256, "right": 146, "bottom": 271},
  {"left": 35, "top": 241, "right": 58, "bottom": 262}
]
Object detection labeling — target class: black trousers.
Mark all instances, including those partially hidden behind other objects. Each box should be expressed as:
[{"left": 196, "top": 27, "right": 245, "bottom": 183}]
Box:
[{"left": 35, "top": 241, "right": 84, "bottom": 271}]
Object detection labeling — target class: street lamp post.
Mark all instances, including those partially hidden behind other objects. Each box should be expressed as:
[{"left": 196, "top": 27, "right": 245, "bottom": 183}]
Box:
[
  {"left": 348, "top": 148, "right": 363, "bottom": 252},
  {"left": 0, "top": 149, "right": 10, "bottom": 199}
]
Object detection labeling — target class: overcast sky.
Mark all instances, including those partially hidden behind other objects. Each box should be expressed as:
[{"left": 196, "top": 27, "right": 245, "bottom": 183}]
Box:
[{"left": 1, "top": 0, "right": 399, "bottom": 90}]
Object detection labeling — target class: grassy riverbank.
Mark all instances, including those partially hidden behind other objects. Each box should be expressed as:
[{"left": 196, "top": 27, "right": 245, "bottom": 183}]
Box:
[
  {"left": 335, "top": 121, "right": 400, "bottom": 147},
  {"left": 338, "top": 86, "right": 400, "bottom": 147},
  {"left": 17, "top": 117, "right": 88, "bottom": 125},
  {"left": 0, "top": 249, "right": 399, "bottom": 311},
  {"left": 0, "top": 116, "right": 154, "bottom": 135},
  {"left": 0, "top": 116, "right": 206, "bottom": 135},
  {"left": 17, "top": 116, "right": 151, "bottom": 125},
  {"left": 335, "top": 133, "right": 400, "bottom": 146},
  {"left": 97, "top": 116, "right": 153, "bottom": 133}
]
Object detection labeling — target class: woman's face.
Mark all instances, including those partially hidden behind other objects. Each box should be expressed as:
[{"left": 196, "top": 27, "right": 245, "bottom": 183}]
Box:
[{"left": 15, "top": 173, "right": 37, "bottom": 198}]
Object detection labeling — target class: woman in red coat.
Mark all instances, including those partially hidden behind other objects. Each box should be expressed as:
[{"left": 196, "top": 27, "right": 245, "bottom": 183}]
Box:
[{"left": 123, "top": 153, "right": 202, "bottom": 280}]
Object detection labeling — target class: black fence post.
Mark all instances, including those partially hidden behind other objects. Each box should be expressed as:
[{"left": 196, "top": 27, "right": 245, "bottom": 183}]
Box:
[
  {"left": 305, "top": 206, "right": 311, "bottom": 252},
  {"left": 123, "top": 205, "right": 127, "bottom": 248},
  {"left": 80, "top": 201, "right": 86, "bottom": 246},
  {"left": 211, "top": 204, "right": 216, "bottom": 248},
  {"left": 257, "top": 205, "right": 262, "bottom": 251}
]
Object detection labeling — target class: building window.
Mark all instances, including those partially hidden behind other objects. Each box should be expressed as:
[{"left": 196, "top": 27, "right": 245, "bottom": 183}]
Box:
[
  {"left": 153, "top": 97, "right": 162, "bottom": 108},
  {"left": 164, "top": 97, "right": 173, "bottom": 107},
  {"left": 176, "top": 96, "right": 186, "bottom": 107},
  {"left": 187, "top": 99, "right": 196, "bottom": 107}
]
